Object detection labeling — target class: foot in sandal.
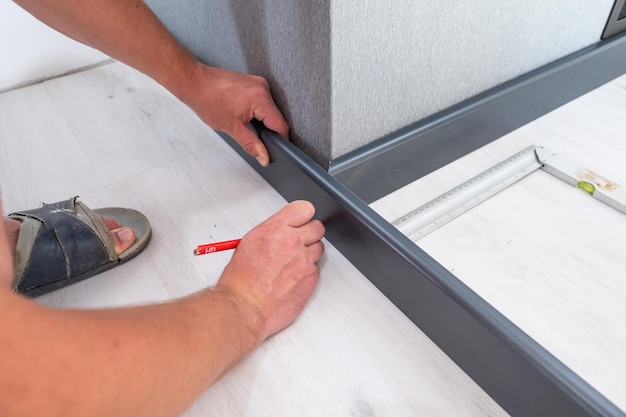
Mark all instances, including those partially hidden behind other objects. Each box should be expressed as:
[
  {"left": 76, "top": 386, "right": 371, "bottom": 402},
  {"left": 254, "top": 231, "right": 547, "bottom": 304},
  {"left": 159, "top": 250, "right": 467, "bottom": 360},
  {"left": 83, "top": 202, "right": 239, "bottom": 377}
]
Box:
[{"left": 5, "top": 196, "right": 151, "bottom": 297}]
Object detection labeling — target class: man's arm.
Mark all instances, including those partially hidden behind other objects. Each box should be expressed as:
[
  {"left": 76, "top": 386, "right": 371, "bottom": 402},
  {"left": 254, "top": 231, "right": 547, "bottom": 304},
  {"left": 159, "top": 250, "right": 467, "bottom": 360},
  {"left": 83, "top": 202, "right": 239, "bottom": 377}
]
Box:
[
  {"left": 0, "top": 200, "right": 324, "bottom": 417},
  {"left": 13, "top": 0, "right": 289, "bottom": 166}
]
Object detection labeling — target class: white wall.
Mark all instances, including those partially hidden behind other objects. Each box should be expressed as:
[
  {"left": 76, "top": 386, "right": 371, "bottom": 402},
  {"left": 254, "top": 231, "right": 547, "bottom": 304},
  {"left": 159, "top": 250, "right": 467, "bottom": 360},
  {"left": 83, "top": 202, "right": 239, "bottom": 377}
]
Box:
[{"left": 0, "top": 1, "right": 109, "bottom": 91}]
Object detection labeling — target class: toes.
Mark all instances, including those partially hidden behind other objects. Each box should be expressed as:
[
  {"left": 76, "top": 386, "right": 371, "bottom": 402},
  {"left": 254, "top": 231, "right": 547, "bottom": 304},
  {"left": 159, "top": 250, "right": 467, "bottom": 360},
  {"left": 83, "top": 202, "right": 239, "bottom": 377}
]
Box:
[
  {"left": 101, "top": 216, "right": 135, "bottom": 255},
  {"left": 110, "top": 227, "right": 136, "bottom": 255},
  {"left": 101, "top": 215, "right": 122, "bottom": 230}
]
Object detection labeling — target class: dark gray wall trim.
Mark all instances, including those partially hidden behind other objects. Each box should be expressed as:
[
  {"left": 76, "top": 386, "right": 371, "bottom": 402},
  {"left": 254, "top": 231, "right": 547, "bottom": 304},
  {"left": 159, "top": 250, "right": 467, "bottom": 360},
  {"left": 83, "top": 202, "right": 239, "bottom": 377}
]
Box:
[
  {"left": 222, "top": 127, "right": 624, "bottom": 417},
  {"left": 329, "top": 33, "right": 626, "bottom": 204}
]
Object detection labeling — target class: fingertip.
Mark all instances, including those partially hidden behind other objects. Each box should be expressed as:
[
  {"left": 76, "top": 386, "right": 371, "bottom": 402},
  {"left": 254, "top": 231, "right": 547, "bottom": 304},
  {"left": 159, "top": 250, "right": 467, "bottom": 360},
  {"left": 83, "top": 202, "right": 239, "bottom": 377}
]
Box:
[
  {"left": 314, "top": 239, "right": 325, "bottom": 257},
  {"left": 254, "top": 107, "right": 290, "bottom": 140},
  {"left": 290, "top": 200, "right": 316, "bottom": 217},
  {"left": 290, "top": 199, "right": 314, "bottom": 210},
  {"left": 264, "top": 115, "right": 289, "bottom": 139},
  {"left": 275, "top": 117, "right": 290, "bottom": 140},
  {"left": 314, "top": 218, "right": 326, "bottom": 234},
  {"left": 277, "top": 123, "right": 290, "bottom": 140},
  {"left": 256, "top": 155, "right": 269, "bottom": 167},
  {"left": 234, "top": 124, "right": 271, "bottom": 167},
  {"left": 273, "top": 200, "right": 316, "bottom": 227},
  {"left": 251, "top": 143, "right": 270, "bottom": 167}
]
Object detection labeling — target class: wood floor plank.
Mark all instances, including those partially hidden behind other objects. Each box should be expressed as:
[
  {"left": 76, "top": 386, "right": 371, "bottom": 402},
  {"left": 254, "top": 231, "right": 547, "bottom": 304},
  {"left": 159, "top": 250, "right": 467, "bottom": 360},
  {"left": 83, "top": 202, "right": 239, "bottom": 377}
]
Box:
[{"left": 0, "top": 83, "right": 99, "bottom": 207}]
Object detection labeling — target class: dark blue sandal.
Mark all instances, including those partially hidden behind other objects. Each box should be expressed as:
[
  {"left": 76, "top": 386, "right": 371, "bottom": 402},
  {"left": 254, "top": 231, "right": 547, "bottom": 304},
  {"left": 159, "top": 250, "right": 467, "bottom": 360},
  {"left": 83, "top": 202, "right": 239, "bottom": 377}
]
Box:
[{"left": 9, "top": 197, "right": 151, "bottom": 297}]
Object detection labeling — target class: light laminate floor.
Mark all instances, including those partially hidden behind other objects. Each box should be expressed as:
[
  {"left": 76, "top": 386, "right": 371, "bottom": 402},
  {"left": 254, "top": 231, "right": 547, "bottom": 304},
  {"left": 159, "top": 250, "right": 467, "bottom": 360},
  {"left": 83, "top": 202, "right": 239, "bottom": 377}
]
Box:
[
  {"left": 0, "top": 62, "right": 508, "bottom": 416},
  {"left": 372, "top": 73, "right": 626, "bottom": 412}
]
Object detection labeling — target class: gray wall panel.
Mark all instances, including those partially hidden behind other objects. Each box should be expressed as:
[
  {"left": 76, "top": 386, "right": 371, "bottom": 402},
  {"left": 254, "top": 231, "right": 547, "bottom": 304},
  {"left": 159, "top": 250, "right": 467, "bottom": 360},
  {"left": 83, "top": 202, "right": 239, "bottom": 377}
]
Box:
[
  {"left": 145, "top": 0, "right": 247, "bottom": 72},
  {"left": 146, "top": 0, "right": 616, "bottom": 167},
  {"left": 330, "top": 0, "right": 615, "bottom": 159}
]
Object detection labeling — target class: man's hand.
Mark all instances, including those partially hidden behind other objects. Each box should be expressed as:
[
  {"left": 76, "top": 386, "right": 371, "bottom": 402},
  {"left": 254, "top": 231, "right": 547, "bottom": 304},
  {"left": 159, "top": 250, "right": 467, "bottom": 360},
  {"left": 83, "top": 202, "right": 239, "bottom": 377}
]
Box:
[
  {"left": 182, "top": 63, "right": 290, "bottom": 167},
  {"left": 216, "top": 201, "right": 325, "bottom": 343}
]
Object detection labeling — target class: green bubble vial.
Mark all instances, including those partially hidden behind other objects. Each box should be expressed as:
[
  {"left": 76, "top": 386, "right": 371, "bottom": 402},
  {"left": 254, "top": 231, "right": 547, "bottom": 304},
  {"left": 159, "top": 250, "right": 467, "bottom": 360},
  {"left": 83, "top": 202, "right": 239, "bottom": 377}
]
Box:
[{"left": 577, "top": 180, "right": 596, "bottom": 194}]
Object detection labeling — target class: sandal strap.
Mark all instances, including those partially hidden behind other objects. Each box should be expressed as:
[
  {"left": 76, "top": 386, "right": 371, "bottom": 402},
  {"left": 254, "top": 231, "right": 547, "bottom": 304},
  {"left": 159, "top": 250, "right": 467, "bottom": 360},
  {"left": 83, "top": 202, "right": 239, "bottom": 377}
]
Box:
[{"left": 9, "top": 197, "right": 116, "bottom": 293}]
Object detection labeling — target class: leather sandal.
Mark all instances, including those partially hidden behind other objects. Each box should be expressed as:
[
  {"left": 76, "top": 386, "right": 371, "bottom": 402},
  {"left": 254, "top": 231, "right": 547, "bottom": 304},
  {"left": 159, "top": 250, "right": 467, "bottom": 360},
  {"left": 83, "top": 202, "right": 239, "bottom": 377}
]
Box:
[{"left": 9, "top": 196, "right": 151, "bottom": 297}]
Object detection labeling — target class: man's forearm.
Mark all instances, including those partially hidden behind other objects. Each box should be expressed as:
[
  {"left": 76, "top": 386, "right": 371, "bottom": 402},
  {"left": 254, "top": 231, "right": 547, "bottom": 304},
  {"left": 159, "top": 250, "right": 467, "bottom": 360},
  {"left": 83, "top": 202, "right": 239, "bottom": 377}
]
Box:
[
  {"left": 14, "top": 0, "right": 196, "bottom": 98},
  {"left": 0, "top": 287, "right": 262, "bottom": 417}
]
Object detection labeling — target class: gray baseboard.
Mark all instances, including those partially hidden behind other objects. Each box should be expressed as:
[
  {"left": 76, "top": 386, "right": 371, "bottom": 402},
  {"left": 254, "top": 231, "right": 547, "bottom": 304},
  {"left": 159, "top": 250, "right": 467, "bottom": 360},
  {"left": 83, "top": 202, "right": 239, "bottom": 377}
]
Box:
[{"left": 329, "top": 32, "right": 626, "bottom": 204}]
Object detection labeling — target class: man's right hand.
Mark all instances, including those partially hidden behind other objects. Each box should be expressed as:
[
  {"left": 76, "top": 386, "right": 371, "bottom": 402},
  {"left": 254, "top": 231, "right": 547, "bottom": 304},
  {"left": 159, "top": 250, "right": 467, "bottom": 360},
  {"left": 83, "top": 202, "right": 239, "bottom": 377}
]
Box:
[{"left": 215, "top": 201, "right": 325, "bottom": 344}]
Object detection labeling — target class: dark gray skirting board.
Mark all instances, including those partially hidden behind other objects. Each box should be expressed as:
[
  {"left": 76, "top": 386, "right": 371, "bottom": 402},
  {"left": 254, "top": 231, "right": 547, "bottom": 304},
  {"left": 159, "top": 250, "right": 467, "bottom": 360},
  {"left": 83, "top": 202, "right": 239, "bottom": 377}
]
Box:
[
  {"left": 329, "top": 32, "right": 626, "bottom": 204},
  {"left": 220, "top": 32, "right": 626, "bottom": 417}
]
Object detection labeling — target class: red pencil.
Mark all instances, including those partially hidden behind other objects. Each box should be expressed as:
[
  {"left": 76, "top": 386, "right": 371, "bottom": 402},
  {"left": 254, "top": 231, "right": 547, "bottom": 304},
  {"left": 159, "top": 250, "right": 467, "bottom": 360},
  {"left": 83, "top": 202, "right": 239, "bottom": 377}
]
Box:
[{"left": 194, "top": 239, "right": 241, "bottom": 256}]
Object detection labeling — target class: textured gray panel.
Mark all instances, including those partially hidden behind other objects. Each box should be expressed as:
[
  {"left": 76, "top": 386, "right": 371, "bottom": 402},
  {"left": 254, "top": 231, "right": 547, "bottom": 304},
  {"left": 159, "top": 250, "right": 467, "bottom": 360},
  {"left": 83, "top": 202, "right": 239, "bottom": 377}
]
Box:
[
  {"left": 145, "top": 0, "right": 247, "bottom": 71},
  {"left": 330, "top": 0, "right": 615, "bottom": 159},
  {"left": 146, "top": 0, "right": 616, "bottom": 167},
  {"left": 146, "top": 0, "right": 332, "bottom": 166}
]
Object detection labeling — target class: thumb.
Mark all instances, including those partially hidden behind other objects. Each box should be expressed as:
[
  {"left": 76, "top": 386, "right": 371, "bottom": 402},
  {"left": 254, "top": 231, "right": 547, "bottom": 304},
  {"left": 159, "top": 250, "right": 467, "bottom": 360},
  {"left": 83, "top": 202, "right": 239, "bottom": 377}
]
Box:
[
  {"left": 231, "top": 123, "right": 271, "bottom": 167},
  {"left": 271, "top": 201, "right": 316, "bottom": 228}
]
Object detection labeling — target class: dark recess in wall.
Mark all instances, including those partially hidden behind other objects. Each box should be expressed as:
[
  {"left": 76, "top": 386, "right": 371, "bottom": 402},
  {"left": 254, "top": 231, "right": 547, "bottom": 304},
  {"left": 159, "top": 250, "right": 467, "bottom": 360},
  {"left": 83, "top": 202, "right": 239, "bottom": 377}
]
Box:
[{"left": 603, "top": 0, "right": 626, "bottom": 39}]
